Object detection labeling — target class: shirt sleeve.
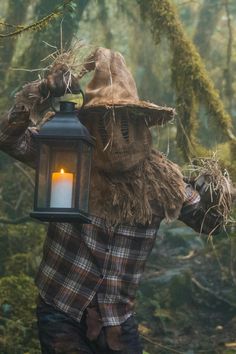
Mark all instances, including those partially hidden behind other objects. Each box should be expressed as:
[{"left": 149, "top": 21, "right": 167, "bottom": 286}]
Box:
[
  {"left": 0, "top": 113, "right": 38, "bottom": 168},
  {"left": 179, "top": 184, "right": 224, "bottom": 235}
]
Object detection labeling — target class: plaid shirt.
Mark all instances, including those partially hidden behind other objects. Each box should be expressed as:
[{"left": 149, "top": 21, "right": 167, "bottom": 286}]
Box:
[{"left": 0, "top": 113, "right": 222, "bottom": 326}]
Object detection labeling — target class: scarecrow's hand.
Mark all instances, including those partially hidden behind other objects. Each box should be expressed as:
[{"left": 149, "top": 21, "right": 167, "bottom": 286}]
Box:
[
  {"left": 184, "top": 174, "right": 223, "bottom": 208},
  {"left": 194, "top": 175, "right": 219, "bottom": 208},
  {"left": 14, "top": 64, "right": 81, "bottom": 124},
  {"left": 179, "top": 182, "right": 224, "bottom": 235},
  {"left": 39, "top": 64, "right": 81, "bottom": 98},
  {"left": 195, "top": 174, "right": 233, "bottom": 209}
]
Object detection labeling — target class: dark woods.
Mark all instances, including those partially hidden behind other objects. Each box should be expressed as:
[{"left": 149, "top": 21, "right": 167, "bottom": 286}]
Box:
[{"left": 0, "top": 1, "right": 236, "bottom": 353}]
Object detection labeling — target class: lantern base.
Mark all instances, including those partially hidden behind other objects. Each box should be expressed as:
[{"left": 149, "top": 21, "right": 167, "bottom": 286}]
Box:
[{"left": 30, "top": 211, "right": 91, "bottom": 223}]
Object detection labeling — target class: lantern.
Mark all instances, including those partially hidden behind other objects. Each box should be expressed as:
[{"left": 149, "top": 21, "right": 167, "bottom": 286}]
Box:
[{"left": 30, "top": 101, "right": 94, "bottom": 223}]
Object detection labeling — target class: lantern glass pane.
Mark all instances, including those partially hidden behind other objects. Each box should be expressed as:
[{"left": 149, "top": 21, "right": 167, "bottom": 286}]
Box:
[
  {"left": 49, "top": 146, "right": 78, "bottom": 209},
  {"left": 78, "top": 142, "right": 92, "bottom": 212},
  {"left": 37, "top": 144, "right": 50, "bottom": 208}
]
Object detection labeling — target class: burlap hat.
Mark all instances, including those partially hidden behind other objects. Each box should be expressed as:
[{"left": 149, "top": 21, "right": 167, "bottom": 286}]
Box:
[{"left": 80, "top": 47, "right": 175, "bottom": 126}]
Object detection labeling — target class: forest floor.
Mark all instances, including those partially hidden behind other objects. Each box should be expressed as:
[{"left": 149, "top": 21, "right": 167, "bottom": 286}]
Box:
[{"left": 138, "top": 222, "right": 236, "bottom": 354}]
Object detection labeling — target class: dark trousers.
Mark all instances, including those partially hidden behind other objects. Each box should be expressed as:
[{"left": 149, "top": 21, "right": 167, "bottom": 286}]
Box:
[{"left": 36, "top": 298, "right": 143, "bottom": 354}]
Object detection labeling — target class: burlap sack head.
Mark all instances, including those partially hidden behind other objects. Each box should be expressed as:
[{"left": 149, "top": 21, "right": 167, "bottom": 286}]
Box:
[{"left": 80, "top": 48, "right": 175, "bottom": 172}]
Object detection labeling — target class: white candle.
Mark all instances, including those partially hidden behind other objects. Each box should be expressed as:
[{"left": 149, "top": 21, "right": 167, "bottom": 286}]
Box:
[{"left": 50, "top": 169, "right": 74, "bottom": 208}]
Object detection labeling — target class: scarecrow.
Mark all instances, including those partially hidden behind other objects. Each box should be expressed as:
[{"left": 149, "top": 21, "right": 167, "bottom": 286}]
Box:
[{"left": 0, "top": 47, "right": 232, "bottom": 354}]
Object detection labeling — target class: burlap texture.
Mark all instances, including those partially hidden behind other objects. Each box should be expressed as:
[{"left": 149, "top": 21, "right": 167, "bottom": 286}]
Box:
[
  {"left": 89, "top": 149, "right": 186, "bottom": 226},
  {"left": 83, "top": 110, "right": 152, "bottom": 172},
  {"left": 80, "top": 48, "right": 175, "bottom": 127}
]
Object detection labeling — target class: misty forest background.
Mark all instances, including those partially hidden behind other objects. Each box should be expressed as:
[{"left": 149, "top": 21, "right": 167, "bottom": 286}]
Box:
[{"left": 0, "top": 0, "right": 236, "bottom": 353}]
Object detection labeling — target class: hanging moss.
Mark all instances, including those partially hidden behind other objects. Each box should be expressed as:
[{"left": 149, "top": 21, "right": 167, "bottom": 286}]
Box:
[{"left": 139, "top": 0, "right": 235, "bottom": 160}]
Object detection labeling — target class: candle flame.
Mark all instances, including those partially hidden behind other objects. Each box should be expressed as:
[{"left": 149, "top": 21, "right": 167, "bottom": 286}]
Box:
[{"left": 60, "top": 169, "right": 64, "bottom": 174}]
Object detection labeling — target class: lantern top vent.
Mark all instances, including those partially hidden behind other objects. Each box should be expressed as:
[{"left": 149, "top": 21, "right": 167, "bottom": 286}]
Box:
[{"left": 38, "top": 101, "right": 94, "bottom": 144}]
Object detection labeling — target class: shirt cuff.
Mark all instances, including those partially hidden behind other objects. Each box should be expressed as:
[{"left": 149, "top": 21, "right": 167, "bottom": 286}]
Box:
[{"left": 0, "top": 113, "right": 29, "bottom": 144}]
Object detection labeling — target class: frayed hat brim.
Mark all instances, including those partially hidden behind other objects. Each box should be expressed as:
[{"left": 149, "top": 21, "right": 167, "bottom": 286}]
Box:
[{"left": 80, "top": 100, "right": 176, "bottom": 127}]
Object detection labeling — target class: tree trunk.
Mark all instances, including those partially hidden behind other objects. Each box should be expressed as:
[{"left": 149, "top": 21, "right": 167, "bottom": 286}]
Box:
[
  {"left": 139, "top": 0, "right": 234, "bottom": 160},
  {"left": 98, "top": 0, "right": 113, "bottom": 48},
  {"left": 194, "top": 0, "right": 223, "bottom": 59},
  {"left": 0, "top": 0, "right": 32, "bottom": 102}
]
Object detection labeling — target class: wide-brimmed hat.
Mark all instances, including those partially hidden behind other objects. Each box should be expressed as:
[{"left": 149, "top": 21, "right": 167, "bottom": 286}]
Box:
[{"left": 80, "top": 47, "right": 175, "bottom": 127}]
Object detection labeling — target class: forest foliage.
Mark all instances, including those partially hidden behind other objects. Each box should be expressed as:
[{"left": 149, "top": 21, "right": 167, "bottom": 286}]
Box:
[{"left": 0, "top": 0, "right": 236, "bottom": 353}]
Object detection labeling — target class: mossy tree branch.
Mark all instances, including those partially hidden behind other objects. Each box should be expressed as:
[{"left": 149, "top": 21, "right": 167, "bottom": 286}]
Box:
[
  {"left": 139, "top": 0, "right": 235, "bottom": 160},
  {"left": 0, "top": 0, "right": 74, "bottom": 39}
]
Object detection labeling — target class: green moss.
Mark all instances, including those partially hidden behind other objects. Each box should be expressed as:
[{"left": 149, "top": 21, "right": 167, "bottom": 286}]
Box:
[
  {"left": 0, "top": 0, "right": 73, "bottom": 40},
  {"left": 0, "top": 275, "right": 40, "bottom": 352},
  {"left": 0, "top": 274, "right": 37, "bottom": 320},
  {"left": 139, "top": 0, "right": 234, "bottom": 160}
]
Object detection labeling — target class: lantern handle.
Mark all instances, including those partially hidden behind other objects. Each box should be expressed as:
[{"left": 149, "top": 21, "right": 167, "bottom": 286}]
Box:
[
  {"left": 51, "top": 89, "right": 85, "bottom": 113},
  {"left": 80, "top": 89, "right": 85, "bottom": 110}
]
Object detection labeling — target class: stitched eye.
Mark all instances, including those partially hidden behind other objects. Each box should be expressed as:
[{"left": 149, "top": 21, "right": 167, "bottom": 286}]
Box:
[{"left": 121, "top": 116, "right": 129, "bottom": 142}]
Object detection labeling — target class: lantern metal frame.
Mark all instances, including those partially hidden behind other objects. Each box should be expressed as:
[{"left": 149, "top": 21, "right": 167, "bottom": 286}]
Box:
[{"left": 30, "top": 100, "right": 94, "bottom": 223}]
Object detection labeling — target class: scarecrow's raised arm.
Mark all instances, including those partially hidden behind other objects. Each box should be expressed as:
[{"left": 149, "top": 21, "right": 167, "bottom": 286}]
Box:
[
  {"left": 179, "top": 173, "right": 233, "bottom": 235},
  {"left": 0, "top": 65, "right": 81, "bottom": 168},
  {"left": 0, "top": 105, "right": 37, "bottom": 168}
]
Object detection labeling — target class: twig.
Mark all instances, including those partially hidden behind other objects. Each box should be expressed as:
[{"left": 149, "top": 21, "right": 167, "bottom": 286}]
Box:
[
  {"left": 177, "top": 115, "right": 196, "bottom": 159},
  {"left": 0, "top": 216, "right": 32, "bottom": 224},
  {"left": 191, "top": 277, "right": 236, "bottom": 308},
  {"left": 14, "top": 162, "right": 34, "bottom": 188},
  {"left": 142, "top": 270, "right": 165, "bottom": 280},
  {"left": 208, "top": 235, "right": 226, "bottom": 278},
  {"left": 15, "top": 190, "right": 26, "bottom": 211},
  {"left": 177, "top": 249, "right": 196, "bottom": 260},
  {"left": 141, "top": 333, "right": 184, "bottom": 354},
  {"left": 0, "top": 21, "right": 24, "bottom": 29},
  {"left": 10, "top": 67, "right": 48, "bottom": 72},
  {"left": 177, "top": 0, "right": 198, "bottom": 6}
]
